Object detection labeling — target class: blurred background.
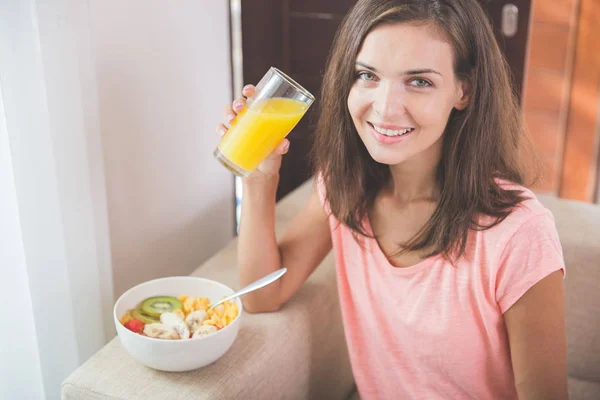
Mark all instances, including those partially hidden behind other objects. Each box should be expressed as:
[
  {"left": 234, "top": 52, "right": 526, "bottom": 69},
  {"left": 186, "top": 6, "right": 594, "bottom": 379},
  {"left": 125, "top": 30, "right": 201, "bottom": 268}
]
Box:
[
  {"left": 1, "top": 0, "right": 598, "bottom": 399},
  {"left": 234, "top": 0, "right": 600, "bottom": 203}
]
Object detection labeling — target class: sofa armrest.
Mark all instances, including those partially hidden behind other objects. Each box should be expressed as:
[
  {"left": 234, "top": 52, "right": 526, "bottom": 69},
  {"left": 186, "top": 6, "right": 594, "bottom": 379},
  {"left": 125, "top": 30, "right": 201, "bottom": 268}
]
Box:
[
  {"left": 538, "top": 195, "right": 600, "bottom": 399},
  {"left": 62, "top": 180, "right": 355, "bottom": 400}
]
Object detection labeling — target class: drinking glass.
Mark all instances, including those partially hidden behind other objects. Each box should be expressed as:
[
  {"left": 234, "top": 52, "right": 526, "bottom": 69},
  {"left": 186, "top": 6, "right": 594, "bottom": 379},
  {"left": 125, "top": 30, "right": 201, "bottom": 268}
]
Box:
[{"left": 214, "top": 67, "right": 315, "bottom": 177}]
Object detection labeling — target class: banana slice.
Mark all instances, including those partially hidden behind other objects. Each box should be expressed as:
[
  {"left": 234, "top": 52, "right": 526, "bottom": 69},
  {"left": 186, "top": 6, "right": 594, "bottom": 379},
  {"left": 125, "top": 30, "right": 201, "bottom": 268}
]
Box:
[
  {"left": 143, "top": 323, "right": 180, "bottom": 340},
  {"left": 185, "top": 310, "right": 208, "bottom": 332},
  {"left": 192, "top": 325, "right": 218, "bottom": 338},
  {"left": 160, "top": 311, "right": 191, "bottom": 340}
]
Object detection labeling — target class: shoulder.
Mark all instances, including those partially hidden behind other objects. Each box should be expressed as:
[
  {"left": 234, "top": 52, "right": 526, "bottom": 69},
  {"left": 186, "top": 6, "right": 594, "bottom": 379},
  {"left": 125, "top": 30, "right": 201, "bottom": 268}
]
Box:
[
  {"left": 469, "top": 178, "right": 563, "bottom": 269},
  {"left": 482, "top": 178, "right": 556, "bottom": 240},
  {"left": 487, "top": 180, "right": 566, "bottom": 312}
]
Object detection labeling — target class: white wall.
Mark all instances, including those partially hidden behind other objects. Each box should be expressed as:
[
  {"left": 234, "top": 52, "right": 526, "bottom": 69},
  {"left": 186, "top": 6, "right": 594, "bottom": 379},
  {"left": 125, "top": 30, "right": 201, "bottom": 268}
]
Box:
[
  {"left": 0, "top": 72, "right": 46, "bottom": 400},
  {"left": 0, "top": 0, "right": 234, "bottom": 398},
  {"left": 88, "top": 0, "right": 235, "bottom": 298},
  {"left": 0, "top": 1, "right": 112, "bottom": 398}
]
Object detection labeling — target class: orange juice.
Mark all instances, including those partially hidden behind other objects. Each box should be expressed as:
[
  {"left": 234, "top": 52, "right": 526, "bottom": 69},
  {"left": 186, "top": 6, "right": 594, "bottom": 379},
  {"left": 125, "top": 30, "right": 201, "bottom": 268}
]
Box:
[{"left": 217, "top": 97, "right": 309, "bottom": 172}]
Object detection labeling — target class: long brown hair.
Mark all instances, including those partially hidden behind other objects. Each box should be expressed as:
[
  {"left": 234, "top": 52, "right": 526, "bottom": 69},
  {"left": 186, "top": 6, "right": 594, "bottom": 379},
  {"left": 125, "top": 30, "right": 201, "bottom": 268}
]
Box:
[{"left": 311, "top": 0, "right": 540, "bottom": 261}]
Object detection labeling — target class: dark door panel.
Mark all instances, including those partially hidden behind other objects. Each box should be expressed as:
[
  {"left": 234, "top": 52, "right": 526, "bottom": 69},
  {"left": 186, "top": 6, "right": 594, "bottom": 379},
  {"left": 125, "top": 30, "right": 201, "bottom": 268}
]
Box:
[
  {"left": 288, "top": 18, "right": 343, "bottom": 75},
  {"left": 240, "top": 0, "right": 284, "bottom": 88},
  {"left": 480, "top": 0, "right": 532, "bottom": 100},
  {"left": 290, "top": 0, "right": 358, "bottom": 14}
]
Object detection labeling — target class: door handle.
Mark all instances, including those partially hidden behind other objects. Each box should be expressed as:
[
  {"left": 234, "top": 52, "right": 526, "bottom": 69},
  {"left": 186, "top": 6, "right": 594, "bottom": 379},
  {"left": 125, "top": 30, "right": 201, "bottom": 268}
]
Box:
[{"left": 501, "top": 4, "right": 519, "bottom": 37}]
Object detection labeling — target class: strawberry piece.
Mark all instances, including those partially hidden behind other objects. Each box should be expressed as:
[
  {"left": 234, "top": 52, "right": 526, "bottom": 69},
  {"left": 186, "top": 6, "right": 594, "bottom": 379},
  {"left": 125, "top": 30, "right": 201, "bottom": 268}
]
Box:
[{"left": 124, "top": 319, "right": 144, "bottom": 334}]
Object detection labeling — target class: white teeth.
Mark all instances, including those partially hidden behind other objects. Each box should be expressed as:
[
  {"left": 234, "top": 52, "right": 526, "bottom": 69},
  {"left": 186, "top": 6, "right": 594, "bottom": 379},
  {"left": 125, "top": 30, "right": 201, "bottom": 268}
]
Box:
[{"left": 372, "top": 125, "right": 413, "bottom": 136}]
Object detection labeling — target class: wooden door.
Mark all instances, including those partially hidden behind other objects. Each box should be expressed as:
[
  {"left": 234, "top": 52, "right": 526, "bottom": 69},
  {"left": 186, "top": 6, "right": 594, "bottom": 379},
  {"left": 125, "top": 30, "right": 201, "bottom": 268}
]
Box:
[
  {"left": 558, "top": 0, "right": 600, "bottom": 202},
  {"left": 521, "top": 0, "right": 599, "bottom": 202},
  {"left": 240, "top": 0, "right": 532, "bottom": 201}
]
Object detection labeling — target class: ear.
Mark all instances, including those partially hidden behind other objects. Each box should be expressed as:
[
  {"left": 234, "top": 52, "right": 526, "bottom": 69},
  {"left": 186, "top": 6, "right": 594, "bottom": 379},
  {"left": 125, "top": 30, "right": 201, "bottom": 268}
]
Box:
[{"left": 454, "top": 79, "right": 471, "bottom": 111}]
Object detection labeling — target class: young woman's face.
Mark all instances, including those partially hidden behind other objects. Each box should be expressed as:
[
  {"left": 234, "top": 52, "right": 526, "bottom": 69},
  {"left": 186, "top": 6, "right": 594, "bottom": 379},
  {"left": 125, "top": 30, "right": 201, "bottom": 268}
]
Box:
[{"left": 348, "top": 22, "right": 469, "bottom": 166}]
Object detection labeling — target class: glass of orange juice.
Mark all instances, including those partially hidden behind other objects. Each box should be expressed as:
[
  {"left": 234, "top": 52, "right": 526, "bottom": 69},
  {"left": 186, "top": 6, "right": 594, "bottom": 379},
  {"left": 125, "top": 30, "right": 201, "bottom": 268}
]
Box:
[{"left": 214, "top": 67, "right": 315, "bottom": 177}]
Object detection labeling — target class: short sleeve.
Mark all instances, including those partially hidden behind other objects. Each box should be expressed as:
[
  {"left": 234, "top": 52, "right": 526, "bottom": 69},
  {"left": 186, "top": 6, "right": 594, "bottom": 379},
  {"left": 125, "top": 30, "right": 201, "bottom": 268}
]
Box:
[{"left": 495, "top": 210, "right": 566, "bottom": 313}]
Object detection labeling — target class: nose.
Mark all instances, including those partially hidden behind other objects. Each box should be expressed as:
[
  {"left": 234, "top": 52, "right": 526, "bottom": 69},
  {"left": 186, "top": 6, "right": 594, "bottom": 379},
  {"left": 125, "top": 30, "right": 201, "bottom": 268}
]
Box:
[{"left": 373, "top": 81, "right": 407, "bottom": 119}]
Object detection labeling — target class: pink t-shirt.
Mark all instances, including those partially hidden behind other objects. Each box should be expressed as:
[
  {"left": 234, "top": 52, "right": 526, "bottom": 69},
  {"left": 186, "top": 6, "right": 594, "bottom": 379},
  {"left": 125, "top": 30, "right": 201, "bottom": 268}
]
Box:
[{"left": 317, "top": 179, "right": 565, "bottom": 399}]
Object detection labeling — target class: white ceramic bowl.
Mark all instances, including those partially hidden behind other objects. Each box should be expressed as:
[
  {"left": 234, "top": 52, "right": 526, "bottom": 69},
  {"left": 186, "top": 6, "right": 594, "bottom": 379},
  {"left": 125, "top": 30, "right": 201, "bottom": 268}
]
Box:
[{"left": 113, "top": 276, "right": 243, "bottom": 372}]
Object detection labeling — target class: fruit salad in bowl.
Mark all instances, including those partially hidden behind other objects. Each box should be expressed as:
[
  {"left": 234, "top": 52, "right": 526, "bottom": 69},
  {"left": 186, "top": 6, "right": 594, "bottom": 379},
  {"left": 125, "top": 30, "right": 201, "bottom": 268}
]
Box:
[
  {"left": 113, "top": 276, "right": 243, "bottom": 372},
  {"left": 119, "top": 294, "right": 239, "bottom": 340}
]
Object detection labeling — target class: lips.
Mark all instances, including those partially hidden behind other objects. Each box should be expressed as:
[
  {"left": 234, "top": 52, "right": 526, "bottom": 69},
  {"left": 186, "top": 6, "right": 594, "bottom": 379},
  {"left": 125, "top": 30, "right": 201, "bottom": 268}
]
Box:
[
  {"left": 372, "top": 124, "right": 414, "bottom": 136},
  {"left": 367, "top": 122, "right": 415, "bottom": 144}
]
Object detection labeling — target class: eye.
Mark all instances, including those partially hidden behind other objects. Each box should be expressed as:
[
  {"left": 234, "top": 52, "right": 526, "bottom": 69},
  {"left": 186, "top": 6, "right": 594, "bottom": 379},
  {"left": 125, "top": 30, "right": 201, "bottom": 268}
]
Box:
[
  {"left": 410, "top": 78, "right": 432, "bottom": 88},
  {"left": 356, "top": 71, "right": 377, "bottom": 82}
]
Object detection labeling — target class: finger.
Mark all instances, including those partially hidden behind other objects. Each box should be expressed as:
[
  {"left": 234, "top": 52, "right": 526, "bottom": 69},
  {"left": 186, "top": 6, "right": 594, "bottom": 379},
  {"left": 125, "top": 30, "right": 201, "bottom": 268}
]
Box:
[
  {"left": 216, "top": 123, "right": 228, "bottom": 137},
  {"left": 242, "top": 84, "right": 255, "bottom": 98},
  {"left": 276, "top": 139, "right": 290, "bottom": 155},
  {"left": 262, "top": 140, "right": 289, "bottom": 163},
  {"left": 222, "top": 105, "right": 236, "bottom": 124},
  {"left": 232, "top": 97, "right": 246, "bottom": 113}
]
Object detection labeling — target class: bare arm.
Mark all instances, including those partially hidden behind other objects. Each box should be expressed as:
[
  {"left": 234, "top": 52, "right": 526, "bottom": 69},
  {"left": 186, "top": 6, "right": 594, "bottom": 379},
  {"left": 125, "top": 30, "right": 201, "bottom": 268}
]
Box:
[
  {"left": 238, "top": 179, "right": 332, "bottom": 313},
  {"left": 218, "top": 84, "right": 332, "bottom": 313},
  {"left": 504, "top": 270, "right": 568, "bottom": 399}
]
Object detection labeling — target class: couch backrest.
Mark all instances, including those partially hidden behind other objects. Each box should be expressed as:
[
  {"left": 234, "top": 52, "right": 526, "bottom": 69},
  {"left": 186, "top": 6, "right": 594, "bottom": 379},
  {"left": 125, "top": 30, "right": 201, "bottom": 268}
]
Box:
[{"left": 539, "top": 195, "right": 600, "bottom": 400}]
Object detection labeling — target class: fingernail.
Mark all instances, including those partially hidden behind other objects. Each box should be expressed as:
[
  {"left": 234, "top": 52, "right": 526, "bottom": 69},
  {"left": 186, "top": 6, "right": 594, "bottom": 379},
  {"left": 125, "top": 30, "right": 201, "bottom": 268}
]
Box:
[
  {"left": 283, "top": 142, "right": 290, "bottom": 152},
  {"left": 233, "top": 101, "right": 242, "bottom": 109},
  {"left": 218, "top": 126, "right": 226, "bottom": 136},
  {"left": 227, "top": 114, "right": 235, "bottom": 122},
  {"left": 243, "top": 85, "right": 252, "bottom": 91}
]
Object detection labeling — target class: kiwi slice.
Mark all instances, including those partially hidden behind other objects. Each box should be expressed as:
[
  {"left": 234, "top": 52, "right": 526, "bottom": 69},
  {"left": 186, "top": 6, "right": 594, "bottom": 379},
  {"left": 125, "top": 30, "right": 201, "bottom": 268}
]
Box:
[
  {"left": 131, "top": 309, "right": 160, "bottom": 324},
  {"left": 141, "top": 296, "right": 183, "bottom": 317}
]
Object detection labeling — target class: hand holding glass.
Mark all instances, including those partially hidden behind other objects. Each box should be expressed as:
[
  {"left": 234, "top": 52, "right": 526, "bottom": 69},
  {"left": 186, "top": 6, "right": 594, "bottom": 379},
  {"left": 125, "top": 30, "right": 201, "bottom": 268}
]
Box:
[{"left": 214, "top": 67, "right": 315, "bottom": 177}]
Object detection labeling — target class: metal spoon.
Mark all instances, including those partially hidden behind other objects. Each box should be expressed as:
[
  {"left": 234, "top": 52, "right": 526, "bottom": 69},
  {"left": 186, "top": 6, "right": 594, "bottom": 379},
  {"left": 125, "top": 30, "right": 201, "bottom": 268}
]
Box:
[{"left": 208, "top": 268, "right": 287, "bottom": 310}]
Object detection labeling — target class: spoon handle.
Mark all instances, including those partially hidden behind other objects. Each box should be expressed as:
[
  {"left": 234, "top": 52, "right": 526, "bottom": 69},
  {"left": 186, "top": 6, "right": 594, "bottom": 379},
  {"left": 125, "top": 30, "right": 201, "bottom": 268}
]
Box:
[{"left": 209, "top": 268, "right": 287, "bottom": 310}]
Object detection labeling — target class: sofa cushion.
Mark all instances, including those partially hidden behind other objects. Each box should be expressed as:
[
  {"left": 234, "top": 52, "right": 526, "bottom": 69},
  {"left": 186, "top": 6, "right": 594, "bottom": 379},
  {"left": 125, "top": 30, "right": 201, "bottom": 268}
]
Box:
[{"left": 539, "top": 195, "right": 600, "bottom": 400}]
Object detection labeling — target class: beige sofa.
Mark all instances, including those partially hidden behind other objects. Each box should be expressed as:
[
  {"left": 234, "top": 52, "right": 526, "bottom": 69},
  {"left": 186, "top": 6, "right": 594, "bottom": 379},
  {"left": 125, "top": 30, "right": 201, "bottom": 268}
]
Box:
[{"left": 62, "top": 180, "right": 600, "bottom": 400}]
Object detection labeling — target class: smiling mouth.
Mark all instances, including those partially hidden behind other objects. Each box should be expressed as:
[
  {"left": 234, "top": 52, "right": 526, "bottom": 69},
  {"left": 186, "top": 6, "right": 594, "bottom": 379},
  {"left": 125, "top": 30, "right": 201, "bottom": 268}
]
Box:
[{"left": 368, "top": 122, "right": 415, "bottom": 137}]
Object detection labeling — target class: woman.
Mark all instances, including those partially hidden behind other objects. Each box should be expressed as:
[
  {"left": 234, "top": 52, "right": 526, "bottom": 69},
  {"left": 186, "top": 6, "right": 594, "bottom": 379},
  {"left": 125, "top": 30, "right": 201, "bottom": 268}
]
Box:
[{"left": 217, "top": 0, "right": 568, "bottom": 398}]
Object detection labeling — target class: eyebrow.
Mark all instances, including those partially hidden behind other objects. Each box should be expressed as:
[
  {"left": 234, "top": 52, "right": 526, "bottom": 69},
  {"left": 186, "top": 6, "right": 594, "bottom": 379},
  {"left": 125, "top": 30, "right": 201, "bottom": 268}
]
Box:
[{"left": 355, "top": 61, "right": 443, "bottom": 77}]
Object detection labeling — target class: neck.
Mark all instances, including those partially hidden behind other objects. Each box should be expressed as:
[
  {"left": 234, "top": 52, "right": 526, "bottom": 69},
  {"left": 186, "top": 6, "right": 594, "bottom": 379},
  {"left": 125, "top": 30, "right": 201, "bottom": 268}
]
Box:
[{"left": 386, "top": 140, "right": 442, "bottom": 202}]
